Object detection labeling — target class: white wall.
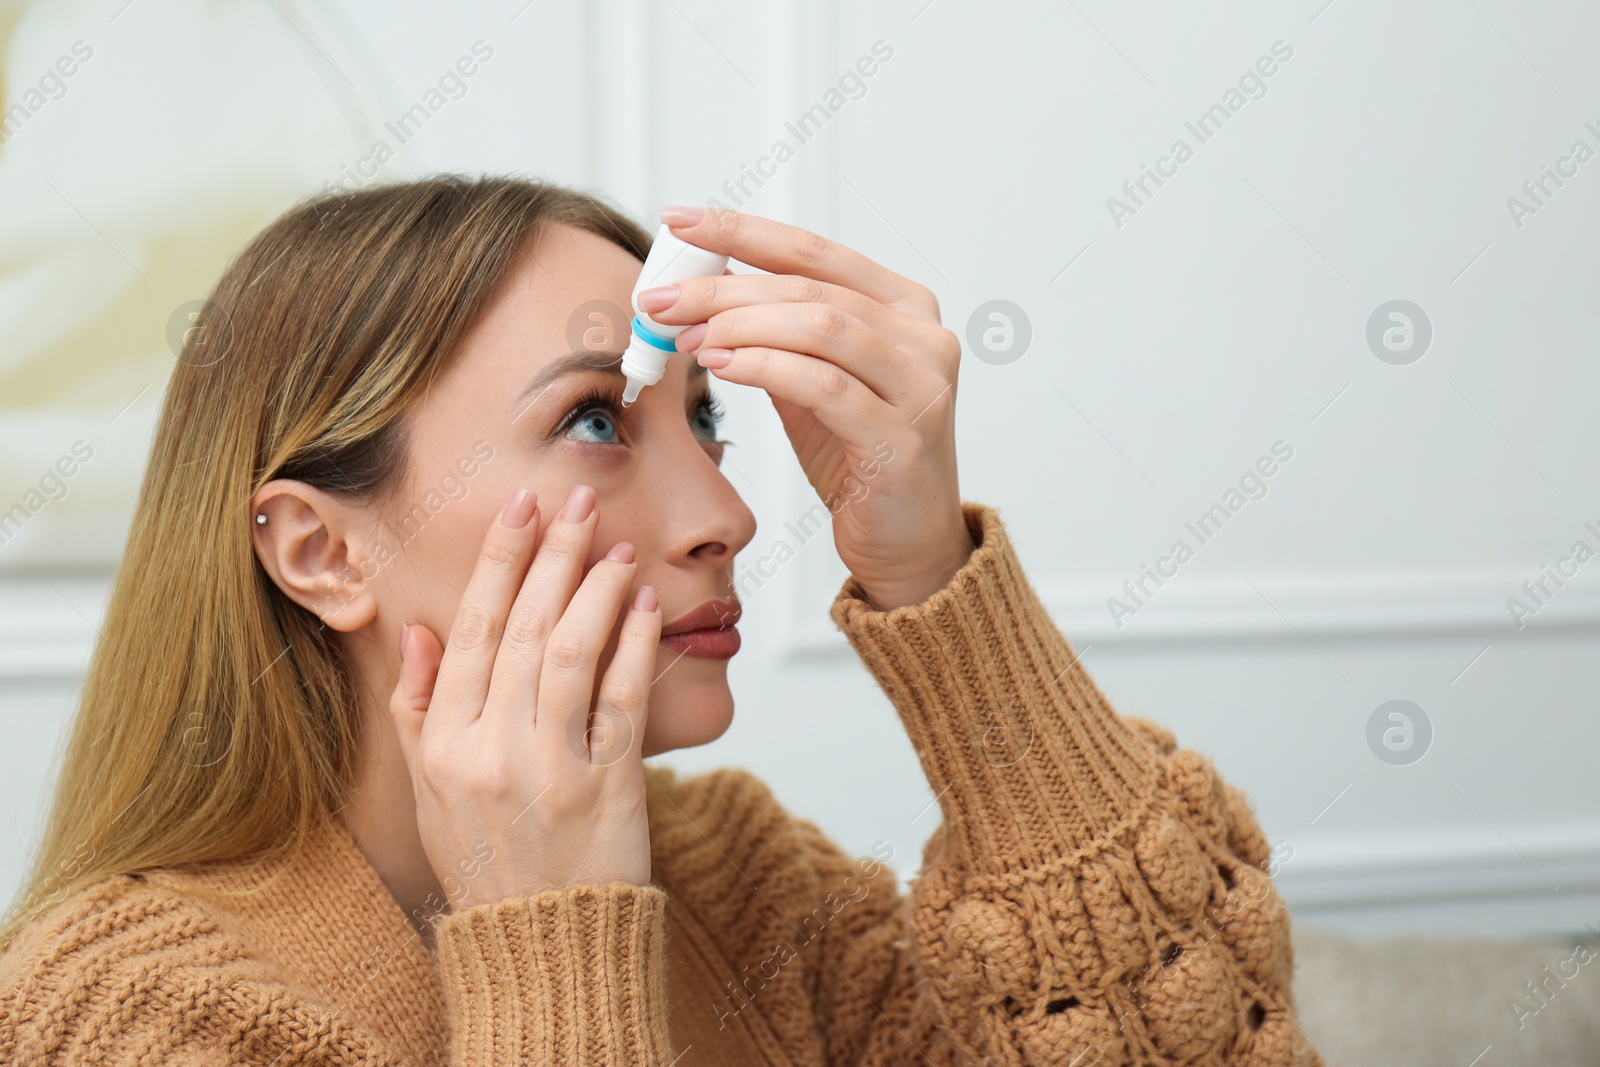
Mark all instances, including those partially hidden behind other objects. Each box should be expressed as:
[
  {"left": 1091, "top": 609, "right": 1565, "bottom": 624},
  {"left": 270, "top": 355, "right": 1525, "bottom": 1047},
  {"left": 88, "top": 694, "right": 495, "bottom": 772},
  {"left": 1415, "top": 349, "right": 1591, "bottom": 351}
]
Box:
[{"left": 3, "top": 0, "right": 1597, "bottom": 939}]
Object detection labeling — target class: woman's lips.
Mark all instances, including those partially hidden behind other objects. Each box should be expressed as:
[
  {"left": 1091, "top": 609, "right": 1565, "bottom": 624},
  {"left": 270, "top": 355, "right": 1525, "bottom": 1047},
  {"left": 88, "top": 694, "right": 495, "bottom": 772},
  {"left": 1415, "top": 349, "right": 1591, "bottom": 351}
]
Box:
[
  {"left": 660, "top": 597, "right": 742, "bottom": 659},
  {"left": 659, "top": 626, "right": 741, "bottom": 658}
]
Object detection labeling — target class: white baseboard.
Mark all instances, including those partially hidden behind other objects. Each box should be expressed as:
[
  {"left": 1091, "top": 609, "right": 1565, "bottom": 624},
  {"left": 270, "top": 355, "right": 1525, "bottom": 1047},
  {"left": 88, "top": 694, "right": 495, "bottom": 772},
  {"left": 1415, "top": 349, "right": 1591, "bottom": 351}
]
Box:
[
  {"left": 0, "top": 575, "right": 111, "bottom": 683},
  {"left": 1276, "top": 820, "right": 1600, "bottom": 939},
  {"left": 783, "top": 567, "right": 1600, "bottom": 657}
]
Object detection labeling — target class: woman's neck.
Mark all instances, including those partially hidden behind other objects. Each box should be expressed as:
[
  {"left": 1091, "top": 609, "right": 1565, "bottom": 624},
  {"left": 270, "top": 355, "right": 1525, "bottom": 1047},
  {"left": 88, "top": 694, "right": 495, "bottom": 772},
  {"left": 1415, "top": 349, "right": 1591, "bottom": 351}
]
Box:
[{"left": 336, "top": 692, "right": 443, "bottom": 951}]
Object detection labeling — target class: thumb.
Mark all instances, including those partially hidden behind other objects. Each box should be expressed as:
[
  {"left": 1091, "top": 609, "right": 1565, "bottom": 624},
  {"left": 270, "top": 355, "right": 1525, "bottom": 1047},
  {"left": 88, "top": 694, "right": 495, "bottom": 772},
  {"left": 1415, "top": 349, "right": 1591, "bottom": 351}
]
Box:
[{"left": 389, "top": 622, "right": 440, "bottom": 772}]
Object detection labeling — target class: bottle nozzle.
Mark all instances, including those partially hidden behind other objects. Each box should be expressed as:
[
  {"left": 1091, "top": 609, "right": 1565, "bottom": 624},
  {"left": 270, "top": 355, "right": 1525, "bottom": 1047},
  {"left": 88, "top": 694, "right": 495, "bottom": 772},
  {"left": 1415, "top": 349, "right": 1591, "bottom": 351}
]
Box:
[{"left": 619, "top": 315, "right": 673, "bottom": 407}]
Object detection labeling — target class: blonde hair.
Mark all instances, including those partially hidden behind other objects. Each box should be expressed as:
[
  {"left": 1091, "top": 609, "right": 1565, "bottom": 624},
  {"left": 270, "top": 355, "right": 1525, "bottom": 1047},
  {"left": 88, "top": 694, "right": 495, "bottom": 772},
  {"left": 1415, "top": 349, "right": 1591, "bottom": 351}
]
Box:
[{"left": 1, "top": 174, "right": 653, "bottom": 952}]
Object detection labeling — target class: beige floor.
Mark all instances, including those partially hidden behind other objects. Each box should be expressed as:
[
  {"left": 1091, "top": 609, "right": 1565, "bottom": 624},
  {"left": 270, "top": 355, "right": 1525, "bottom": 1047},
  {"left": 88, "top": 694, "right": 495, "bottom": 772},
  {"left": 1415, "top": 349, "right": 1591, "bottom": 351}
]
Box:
[{"left": 1290, "top": 926, "right": 1600, "bottom": 1066}]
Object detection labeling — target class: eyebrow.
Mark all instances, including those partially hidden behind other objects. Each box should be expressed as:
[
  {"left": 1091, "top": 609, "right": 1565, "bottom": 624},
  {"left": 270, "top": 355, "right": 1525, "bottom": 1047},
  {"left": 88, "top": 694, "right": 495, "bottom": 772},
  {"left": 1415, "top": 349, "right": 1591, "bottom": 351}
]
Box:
[{"left": 511, "top": 348, "right": 707, "bottom": 420}]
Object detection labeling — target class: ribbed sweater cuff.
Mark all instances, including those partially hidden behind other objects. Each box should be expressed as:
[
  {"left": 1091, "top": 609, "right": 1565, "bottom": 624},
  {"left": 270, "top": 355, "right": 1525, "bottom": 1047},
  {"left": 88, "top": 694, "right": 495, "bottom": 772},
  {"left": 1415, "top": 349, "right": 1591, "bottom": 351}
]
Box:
[
  {"left": 829, "top": 500, "right": 1163, "bottom": 878},
  {"left": 432, "top": 882, "right": 675, "bottom": 1066}
]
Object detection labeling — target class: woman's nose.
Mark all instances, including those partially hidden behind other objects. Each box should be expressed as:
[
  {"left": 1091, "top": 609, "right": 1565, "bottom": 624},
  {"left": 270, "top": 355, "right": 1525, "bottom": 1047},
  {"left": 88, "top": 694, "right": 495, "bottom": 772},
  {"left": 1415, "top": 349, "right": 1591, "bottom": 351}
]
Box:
[
  {"left": 675, "top": 490, "right": 756, "bottom": 565},
  {"left": 653, "top": 442, "right": 756, "bottom": 566}
]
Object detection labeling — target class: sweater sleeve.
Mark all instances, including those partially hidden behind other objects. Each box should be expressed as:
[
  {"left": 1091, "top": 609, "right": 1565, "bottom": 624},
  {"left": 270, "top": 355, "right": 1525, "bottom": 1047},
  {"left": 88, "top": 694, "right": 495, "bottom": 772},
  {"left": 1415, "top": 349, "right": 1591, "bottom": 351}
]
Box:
[
  {"left": 821, "top": 499, "right": 1325, "bottom": 1067},
  {"left": 0, "top": 874, "right": 677, "bottom": 1067},
  {"left": 429, "top": 882, "right": 677, "bottom": 1066},
  {"left": 0, "top": 877, "right": 404, "bottom": 1066}
]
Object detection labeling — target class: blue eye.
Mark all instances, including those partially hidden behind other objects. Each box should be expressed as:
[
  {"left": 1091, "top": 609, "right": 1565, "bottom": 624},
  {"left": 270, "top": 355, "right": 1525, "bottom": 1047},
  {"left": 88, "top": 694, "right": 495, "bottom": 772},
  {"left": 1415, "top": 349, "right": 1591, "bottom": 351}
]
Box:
[
  {"left": 565, "top": 405, "right": 619, "bottom": 445},
  {"left": 554, "top": 386, "right": 623, "bottom": 445}
]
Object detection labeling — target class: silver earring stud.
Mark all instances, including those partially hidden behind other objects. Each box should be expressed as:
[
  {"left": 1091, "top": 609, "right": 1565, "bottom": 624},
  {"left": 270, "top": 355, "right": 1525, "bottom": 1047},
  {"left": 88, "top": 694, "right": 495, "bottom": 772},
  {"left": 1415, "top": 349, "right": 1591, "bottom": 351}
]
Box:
[{"left": 256, "top": 514, "right": 267, "bottom": 524}]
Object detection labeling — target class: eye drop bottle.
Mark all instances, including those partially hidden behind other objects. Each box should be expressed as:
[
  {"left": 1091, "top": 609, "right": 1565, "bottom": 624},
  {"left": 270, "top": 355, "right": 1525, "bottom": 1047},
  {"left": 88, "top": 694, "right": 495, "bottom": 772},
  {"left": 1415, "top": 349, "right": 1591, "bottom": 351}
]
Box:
[{"left": 620, "top": 223, "right": 730, "bottom": 406}]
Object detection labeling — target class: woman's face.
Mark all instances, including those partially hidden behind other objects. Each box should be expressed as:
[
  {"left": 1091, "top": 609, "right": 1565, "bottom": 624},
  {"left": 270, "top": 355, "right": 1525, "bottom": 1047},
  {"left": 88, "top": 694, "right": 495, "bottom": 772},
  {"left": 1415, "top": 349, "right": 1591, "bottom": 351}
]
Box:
[{"left": 370, "top": 221, "right": 757, "bottom": 757}]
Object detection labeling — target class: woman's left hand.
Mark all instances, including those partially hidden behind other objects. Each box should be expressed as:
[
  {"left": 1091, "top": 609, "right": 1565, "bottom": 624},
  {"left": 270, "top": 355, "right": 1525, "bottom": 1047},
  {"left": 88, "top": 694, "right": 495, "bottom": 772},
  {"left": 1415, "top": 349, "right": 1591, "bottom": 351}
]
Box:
[{"left": 638, "top": 205, "right": 976, "bottom": 613}]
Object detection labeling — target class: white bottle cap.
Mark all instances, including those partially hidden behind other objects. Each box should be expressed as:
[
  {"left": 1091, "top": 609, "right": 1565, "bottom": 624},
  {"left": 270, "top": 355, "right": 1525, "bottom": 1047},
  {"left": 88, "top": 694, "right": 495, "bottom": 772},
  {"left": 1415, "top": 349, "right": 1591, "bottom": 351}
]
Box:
[{"left": 619, "top": 223, "right": 732, "bottom": 406}]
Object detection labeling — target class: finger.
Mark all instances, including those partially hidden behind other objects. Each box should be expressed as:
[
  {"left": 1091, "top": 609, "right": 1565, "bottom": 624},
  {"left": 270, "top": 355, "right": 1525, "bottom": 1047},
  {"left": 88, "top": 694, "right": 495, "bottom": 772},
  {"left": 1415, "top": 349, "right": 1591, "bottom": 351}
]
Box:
[
  {"left": 680, "top": 301, "right": 915, "bottom": 403},
  {"left": 648, "top": 271, "right": 933, "bottom": 349},
  {"left": 481, "top": 484, "right": 600, "bottom": 731},
  {"left": 533, "top": 546, "right": 640, "bottom": 763},
  {"left": 588, "top": 584, "right": 661, "bottom": 768},
  {"left": 697, "top": 345, "right": 896, "bottom": 441},
  {"left": 431, "top": 488, "right": 541, "bottom": 730},
  {"left": 664, "top": 207, "right": 936, "bottom": 316},
  {"left": 389, "top": 622, "right": 443, "bottom": 774}
]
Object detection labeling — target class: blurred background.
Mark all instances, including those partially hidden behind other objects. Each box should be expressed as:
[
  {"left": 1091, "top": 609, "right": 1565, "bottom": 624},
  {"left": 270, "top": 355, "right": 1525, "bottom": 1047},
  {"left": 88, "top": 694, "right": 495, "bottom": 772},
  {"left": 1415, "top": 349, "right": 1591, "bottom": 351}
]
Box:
[{"left": 2, "top": 1, "right": 1597, "bottom": 1060}]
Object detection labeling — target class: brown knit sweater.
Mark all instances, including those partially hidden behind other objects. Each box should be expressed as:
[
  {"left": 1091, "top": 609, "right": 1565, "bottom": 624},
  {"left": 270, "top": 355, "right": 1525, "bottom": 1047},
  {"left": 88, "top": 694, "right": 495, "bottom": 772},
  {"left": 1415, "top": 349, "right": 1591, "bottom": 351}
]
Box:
[{"left": 0, "top": 500, "right": 1323, "bottom": 1066}]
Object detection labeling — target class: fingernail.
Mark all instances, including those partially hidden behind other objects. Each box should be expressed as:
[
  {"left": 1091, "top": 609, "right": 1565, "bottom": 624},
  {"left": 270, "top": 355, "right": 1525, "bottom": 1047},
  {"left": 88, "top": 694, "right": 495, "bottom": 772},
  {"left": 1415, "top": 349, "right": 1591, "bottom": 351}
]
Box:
[
  {"left": 633, "top": 585, "right": 658, "bottom": 612},
  {"left": 604, "top": 541, "right": 635, "bottom": 563},
  {"left": 637, "top": 285, "right": 679, "bottom": 313},
  {"left": 501, "top": 487, "right": 536, "bottom": 529},
  {"left": 398, "top": 623, "right": 410, "bottom": 660},
  {"left": 674, "top": 322, "right": 708, "bottom": 351},
  {"left": 661, "top": 205, "right": 704, "bottom": 227},
  {"left": 697, "top": 348, "right": 733, "bottom": 369},
  {"left": 561, "top": 483, "right": 596, "bottom": 523}
]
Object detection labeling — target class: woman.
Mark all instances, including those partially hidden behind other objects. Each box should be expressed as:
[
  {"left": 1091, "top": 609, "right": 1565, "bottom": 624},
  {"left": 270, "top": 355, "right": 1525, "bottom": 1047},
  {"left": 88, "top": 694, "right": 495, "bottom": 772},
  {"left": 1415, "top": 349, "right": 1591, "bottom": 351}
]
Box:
[{"left": 0, "top": 176, "right": 1320, "bottom": 1066}]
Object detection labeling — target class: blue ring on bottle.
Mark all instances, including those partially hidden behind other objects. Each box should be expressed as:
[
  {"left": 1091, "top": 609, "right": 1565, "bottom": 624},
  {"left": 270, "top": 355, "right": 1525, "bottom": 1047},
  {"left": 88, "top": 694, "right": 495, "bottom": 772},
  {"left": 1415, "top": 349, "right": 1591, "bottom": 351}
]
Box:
[{"left": 631, "top": 316, "right": 678, "bottom": 352}]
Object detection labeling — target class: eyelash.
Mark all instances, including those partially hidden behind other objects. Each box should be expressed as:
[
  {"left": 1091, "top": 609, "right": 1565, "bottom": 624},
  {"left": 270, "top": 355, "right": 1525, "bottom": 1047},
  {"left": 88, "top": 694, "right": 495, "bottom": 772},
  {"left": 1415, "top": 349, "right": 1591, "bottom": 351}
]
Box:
[{"left": 553, "top": 385, "right": 728, "bottom": 445}]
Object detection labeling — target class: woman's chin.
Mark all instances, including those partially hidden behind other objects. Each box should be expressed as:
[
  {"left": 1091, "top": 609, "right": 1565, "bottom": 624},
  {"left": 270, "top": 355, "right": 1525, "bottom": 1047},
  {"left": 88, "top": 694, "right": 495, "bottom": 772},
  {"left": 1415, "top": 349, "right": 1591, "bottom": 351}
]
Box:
[{"left": 640, "top": 672, "right": 735, "bottom": 757}]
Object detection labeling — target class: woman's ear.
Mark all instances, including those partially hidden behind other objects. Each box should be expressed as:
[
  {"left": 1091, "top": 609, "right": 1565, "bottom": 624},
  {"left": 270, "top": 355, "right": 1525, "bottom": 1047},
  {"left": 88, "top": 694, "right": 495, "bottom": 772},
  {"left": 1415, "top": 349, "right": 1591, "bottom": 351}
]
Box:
[{"left": 249, "top": 479, "right": 382, "bottom": 633}]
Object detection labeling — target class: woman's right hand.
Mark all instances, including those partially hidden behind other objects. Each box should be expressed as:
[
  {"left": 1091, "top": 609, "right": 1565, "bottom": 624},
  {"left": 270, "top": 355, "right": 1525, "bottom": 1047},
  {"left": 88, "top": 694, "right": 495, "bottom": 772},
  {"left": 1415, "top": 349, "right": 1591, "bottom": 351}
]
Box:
[{"left": 388, "top": 482, "right": 661, "bottom": 913}]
